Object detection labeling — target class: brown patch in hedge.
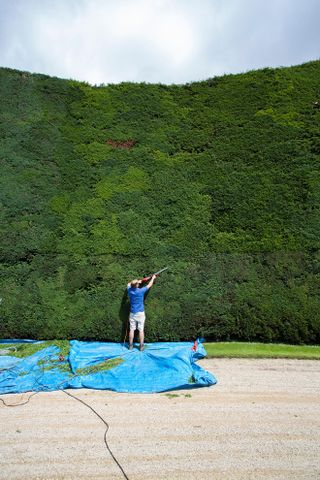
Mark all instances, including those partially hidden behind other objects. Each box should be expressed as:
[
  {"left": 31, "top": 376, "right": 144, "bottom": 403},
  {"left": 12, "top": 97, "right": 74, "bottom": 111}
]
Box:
[{"left": 106, "top": 139, "right": 137, "bottom": 149}]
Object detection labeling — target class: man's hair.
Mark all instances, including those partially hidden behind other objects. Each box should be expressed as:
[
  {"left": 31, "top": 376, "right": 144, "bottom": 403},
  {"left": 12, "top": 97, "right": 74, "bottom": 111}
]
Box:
[{"left": 131, "top": 279, "right": 140, "bottom": 287}]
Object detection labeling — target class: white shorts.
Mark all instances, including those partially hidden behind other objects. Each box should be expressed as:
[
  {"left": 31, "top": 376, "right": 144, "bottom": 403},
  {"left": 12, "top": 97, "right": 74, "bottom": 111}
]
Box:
[{"left": 129, "top": 311, "right": 146, "bottom": 332}]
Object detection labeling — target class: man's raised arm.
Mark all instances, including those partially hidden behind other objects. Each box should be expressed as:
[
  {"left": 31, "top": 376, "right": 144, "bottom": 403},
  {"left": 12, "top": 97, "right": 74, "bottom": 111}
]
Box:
[{"left": 146, "top": 274, "right": 157, "bottom": 289}]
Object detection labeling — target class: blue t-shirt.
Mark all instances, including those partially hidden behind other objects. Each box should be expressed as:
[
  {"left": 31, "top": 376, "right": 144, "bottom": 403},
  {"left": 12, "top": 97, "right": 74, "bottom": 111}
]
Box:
[{"left": 127, "top": 286, "right": 148, "bottom": 313}]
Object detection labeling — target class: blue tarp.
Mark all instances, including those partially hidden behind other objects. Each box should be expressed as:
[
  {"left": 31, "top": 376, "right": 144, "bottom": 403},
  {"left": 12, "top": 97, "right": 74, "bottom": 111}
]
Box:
[{"left": 0, "top": 340, "right": 217, "bottom": 394}]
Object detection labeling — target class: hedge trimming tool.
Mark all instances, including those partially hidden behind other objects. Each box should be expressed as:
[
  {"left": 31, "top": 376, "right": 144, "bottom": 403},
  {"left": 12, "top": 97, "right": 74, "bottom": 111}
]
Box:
[{"left": 141, "top": 267, "right": 169, "bottom": 283}]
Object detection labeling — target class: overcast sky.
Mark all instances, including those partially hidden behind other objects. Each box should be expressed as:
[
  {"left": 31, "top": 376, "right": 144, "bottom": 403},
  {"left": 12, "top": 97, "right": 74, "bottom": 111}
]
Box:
[{"left": 0, "top": 0, "right": 319, "bottom": 85}]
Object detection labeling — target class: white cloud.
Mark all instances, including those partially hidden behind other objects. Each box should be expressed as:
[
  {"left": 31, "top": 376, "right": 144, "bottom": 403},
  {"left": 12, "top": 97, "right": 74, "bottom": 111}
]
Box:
[{"left": 0, "top": 0, "right": 319, "bottom": 84}]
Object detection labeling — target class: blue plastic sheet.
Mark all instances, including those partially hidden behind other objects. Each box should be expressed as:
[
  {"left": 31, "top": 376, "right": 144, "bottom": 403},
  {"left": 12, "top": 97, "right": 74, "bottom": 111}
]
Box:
[{"left": 0, "top": 340, "right": 217, "bottom": 394}]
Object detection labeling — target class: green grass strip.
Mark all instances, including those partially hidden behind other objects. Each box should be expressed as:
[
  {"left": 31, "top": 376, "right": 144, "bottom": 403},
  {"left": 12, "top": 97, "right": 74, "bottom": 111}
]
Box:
[{"left": 204, "top": 342, "right": 320, "bottom": 359}]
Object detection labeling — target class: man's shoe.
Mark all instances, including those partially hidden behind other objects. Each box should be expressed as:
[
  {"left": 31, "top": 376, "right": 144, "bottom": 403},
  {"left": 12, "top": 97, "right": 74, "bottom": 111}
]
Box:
[
  {"left": 140, "top": 345, "right": 144, "bottom": 351},
  {"left": 129, "top": 344, "right": 133, "bottom": 350}
]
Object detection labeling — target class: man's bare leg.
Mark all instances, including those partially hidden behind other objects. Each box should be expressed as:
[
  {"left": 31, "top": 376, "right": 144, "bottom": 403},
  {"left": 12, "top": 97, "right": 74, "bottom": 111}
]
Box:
[
  {"left": 129, "top": 329, "right": 134, "bottom": 349},
  {"left": 139, "top": 330, "right": 144, "bottom": 351}
]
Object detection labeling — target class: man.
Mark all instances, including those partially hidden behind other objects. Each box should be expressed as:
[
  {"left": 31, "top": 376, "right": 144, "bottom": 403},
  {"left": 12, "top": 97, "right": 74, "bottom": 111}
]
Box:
[{"left": 127, "top": 274, "right": 156, "bottom": 351}]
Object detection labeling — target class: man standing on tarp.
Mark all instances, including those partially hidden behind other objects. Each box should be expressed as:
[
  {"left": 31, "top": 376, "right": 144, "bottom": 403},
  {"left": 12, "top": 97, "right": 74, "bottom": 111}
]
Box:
[{"left": 127, "top": 275, "right": 156, "bottom": 351}]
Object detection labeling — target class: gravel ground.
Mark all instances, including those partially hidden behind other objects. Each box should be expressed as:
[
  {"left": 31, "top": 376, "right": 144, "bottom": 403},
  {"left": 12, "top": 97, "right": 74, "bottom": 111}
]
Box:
[{"left": 1, "top": 358, "right": 320, "bottom": 480}]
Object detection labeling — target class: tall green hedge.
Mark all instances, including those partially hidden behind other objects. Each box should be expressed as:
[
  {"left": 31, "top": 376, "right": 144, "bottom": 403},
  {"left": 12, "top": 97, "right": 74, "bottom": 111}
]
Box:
[{"left": 0, "top": 62, "right": 319, "bottom": 343}]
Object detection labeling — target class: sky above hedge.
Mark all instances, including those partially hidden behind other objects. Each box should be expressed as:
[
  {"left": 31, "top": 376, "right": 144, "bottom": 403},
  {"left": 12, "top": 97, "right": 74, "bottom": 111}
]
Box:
[{"left": 0, "top": 0, "right": 319, "bottom": 84}]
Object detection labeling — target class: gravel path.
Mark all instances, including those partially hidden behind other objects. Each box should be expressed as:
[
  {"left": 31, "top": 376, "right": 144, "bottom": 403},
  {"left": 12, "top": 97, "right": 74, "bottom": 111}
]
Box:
[{"left": 1, "top": 358, "right": 320, "bottom": 480}]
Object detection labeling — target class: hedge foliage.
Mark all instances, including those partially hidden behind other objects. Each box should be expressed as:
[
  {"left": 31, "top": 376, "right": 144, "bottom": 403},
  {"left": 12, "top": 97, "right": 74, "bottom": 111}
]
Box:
[{"left": 0, "top": 62, "right": 319, "bottom": 344}]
